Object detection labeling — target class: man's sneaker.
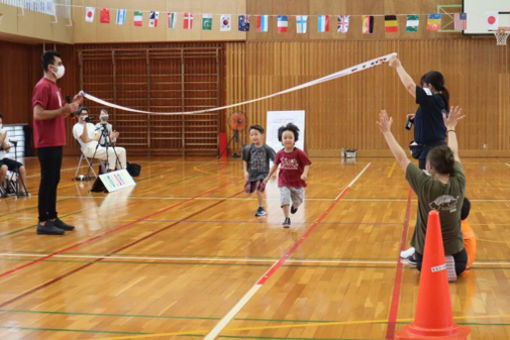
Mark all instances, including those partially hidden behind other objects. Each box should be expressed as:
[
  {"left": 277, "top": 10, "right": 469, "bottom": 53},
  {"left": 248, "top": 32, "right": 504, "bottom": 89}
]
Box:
[
  {"left": 37, "top": 221, "right": 65, "bottom": 235},
  {"left": 404, "top": 254, "right": 417, "bottom": 266},
  {"left": 53, "top": 217, "right": 75, "bottom": 231},
  {"left": 282, "top": 217, "right": 291, "bottom": 228},
  {"left": 255, "top": 207, "right": 267, "bottom": 217},
  {"left": 290, "top": 205, "right": 298, "bottom": 214},
  {"left": 445, "top": 255, "right": 457, "bottom": 282},
  {"left": 400, "top": 246, "right": 415, "bottom": 259}
]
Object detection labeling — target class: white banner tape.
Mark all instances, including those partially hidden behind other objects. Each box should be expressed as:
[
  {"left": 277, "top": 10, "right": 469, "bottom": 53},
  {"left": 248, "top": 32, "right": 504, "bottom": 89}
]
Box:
[{"left": 81, "top": 52, "right": 397, "bottom": 116}]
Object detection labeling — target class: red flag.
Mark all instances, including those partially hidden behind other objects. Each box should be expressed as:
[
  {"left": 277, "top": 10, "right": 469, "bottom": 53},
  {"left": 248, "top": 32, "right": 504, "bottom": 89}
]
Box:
[
  {"left": 100, "top": 8, "right": 110, "bottom": 24},
  {"left": 183, "top": 12, "right": 194, "bottom": 30}
]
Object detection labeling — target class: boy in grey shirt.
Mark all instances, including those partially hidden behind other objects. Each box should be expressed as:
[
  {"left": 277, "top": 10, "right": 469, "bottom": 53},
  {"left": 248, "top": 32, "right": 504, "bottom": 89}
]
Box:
[{"left": 242, "top": 125, "right": 276, "bottom": 217}]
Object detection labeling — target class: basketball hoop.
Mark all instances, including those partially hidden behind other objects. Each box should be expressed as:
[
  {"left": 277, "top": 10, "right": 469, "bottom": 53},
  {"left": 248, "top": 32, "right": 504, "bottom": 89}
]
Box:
[{"left": 493, "top": 27, "right": 510, "bottom": 46}]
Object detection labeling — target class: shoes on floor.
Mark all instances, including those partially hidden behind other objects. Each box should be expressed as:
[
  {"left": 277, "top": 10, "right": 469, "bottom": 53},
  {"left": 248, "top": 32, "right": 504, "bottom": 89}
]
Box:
[
  {"left": 282, "top": 217, "right": 291, "bottom": 228},
  {"left": 37, "top": 221, "right": 65, "bottom": 235},
  {"left": 290, "top": 205, "right": 298, "bottom": 214},
  {"left": 53, "top": 217, "right": 75, "bottom": 231},
  {"left": 400, "top": 246, "right": 415, "bottom": 259},
  {"left": 255, "top": 206, "right": 267, "bottom": 217}
]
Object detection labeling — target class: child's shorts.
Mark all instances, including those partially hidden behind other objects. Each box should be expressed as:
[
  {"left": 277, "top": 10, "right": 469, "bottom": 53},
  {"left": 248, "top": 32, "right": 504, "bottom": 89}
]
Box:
[
  {"left": 245, "top": 180, "right": 266, "bottom": 194},
  {"left": 279, "top": 186, "right": 304, "bottom": 207}
]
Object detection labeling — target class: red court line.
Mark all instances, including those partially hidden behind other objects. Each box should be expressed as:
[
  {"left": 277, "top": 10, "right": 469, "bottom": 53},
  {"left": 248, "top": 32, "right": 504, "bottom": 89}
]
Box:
[
  {"left": 258, "top": 187, "right": 350, "bottom": 285},
  {"left": 0, "top": 180, "right": 238, "bottom": 281},
  {"left": 0, "top": 190, "right": 243, "bottom": 309},
  {"left": 385, "top": 188, "right": 413, "bottom": 340}
]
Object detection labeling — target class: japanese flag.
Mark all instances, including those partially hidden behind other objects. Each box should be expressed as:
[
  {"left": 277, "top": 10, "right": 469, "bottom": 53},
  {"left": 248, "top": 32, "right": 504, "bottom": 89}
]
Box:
[
  {"left": 486, "top": 12, "right": 499, "bottom": 30},
  {"left": 85, "top": 7, "right": 95, "bottom": 23}
]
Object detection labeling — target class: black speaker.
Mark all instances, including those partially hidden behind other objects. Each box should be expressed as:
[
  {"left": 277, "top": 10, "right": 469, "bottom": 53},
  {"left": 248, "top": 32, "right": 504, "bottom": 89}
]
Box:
[{"left": 90, "top": 177, "right": 107, "bottom": 193}]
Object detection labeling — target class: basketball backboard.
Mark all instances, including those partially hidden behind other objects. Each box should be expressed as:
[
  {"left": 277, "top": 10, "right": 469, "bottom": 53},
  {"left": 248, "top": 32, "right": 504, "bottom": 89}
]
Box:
[{"left": 463, "top": 0, "right": 510, "bottom": 34}]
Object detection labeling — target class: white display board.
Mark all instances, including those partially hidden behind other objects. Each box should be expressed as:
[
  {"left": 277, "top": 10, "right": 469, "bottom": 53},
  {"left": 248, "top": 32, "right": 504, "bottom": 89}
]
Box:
[
  {"left": 99, "top": 169, "right": 136, "bottom": 192},
  {"left": 463, "top": 0, "right": 510, "bottom": 34},
  {"left": 266, "top": 110, "right": 306, "bottom": 153}
]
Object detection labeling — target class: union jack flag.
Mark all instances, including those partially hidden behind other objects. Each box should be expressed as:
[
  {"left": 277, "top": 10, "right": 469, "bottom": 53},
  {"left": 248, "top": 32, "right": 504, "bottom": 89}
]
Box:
[{"left": 337, "top": 15, "right": 350, "bottom": 33}]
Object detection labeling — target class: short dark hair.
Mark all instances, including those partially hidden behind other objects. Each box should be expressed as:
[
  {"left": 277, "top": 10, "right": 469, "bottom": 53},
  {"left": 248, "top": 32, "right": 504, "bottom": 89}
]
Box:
[
  {"left": 249, "top": 124, "right": 264, "bottom": 134},
  {"left": 278, "top": 123, "right": 299, "bottom": 142},
  {"left": 461, "top": 197, "right": 470, "bottom": 220},
  {"left": 42, "top": 50, "right": 62, "bottom": 72},
  {"left": 426, "top": 145, "right": 455, "bottom": 176},
  {"left": 77, "top": 106, "right": 89, "bottom": 115}
]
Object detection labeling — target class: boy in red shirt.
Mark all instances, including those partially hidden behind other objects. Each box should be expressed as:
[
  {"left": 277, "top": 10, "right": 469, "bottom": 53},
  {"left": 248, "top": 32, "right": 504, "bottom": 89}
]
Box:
[
  {"left": 264, "top": 123, "right": 311, "bottom": 227},
  {"left": 32, "top": 50, "right": 82, "bottom": 235}
]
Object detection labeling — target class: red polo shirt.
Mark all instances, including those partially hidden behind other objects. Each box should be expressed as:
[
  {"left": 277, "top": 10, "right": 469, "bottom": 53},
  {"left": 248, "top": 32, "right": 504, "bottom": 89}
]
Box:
[{"left": 32, "top": 77, "right": 66, "bottom": 148}]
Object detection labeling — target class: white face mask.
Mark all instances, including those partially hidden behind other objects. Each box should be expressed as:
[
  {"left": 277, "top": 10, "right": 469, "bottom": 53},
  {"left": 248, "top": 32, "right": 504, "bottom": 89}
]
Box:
[{"left": 52, "top": 64, "right": 65, "bottom": 79}]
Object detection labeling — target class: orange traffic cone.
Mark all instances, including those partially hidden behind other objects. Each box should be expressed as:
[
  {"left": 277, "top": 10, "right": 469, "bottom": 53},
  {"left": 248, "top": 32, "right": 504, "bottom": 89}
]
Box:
[{"left": 397, "top": 210, "right": 470, "bottom": 339}]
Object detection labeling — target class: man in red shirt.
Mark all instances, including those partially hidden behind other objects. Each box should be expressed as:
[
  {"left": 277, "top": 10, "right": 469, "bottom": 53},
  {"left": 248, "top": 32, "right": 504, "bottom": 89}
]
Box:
[{"left": 32, "top": 50, "right": 83, "bottom": 235}]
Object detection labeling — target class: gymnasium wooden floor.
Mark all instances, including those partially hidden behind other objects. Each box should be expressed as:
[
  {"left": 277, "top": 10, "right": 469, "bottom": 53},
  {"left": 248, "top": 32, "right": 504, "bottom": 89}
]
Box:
[{"left": 0, "top": 156, "right": 509, "bottom": 340}]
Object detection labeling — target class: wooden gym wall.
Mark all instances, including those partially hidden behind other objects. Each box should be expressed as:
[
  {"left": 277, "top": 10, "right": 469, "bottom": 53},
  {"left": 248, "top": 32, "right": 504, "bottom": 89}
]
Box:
[{"left": 1, "top": 0, "right": 509, "bottom": 157}]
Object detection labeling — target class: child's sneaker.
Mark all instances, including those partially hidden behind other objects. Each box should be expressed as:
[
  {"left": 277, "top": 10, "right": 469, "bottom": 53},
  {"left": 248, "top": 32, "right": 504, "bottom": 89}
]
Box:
[
  {"left": 282, "top": 217, "right": 291, "bottom": 228},
  {"left": 400, "top": 247, "right": 415, "bottom": 259},
  {"left": 255, "top": 206, "right": 266, "bottom": 217},
  {"left": 445, "top": 255, "right": 457, "bottom": 282},
  {"left": 290, "top": 205, "right": 298, "bottom": 214}
]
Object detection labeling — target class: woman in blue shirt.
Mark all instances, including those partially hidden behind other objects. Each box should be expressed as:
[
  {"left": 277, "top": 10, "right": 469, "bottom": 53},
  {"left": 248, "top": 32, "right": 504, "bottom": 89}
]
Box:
[{"left": 389, "top": 57, "right": 449, "bottom": 169}]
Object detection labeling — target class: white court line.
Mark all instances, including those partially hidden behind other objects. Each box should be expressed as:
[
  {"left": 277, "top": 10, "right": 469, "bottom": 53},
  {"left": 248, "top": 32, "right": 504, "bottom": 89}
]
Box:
[
  {"left": 204, "top": 163, "right": 371, "bottom": 340},
  {"left": 0, "top": 252, "right": 395, "bottom": 265},
  {"left": 1, "top": 252, "right": 508, "bottom": 267}
]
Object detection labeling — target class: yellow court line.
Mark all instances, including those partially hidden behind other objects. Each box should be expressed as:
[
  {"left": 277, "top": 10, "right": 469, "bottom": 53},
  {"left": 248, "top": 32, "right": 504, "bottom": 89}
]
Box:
[
  {"left": 477, "top": 237, "right": 508, "bottom": 244},
  {"left": 90, "top": 313, "right": 510, "bottom": 340},
  {"left": 387, "top": 161, "right": 397, "bottom": 178}
]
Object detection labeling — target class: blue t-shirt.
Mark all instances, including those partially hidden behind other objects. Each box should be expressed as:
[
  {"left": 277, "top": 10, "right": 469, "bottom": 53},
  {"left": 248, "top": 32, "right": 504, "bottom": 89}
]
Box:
[{"left": 413, "top": 86, "right": 447, "bottom": 144}]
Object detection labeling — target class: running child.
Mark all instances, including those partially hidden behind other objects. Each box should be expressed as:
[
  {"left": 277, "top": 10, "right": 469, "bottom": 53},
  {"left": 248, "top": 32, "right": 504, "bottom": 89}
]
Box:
[
  {"left": 264, "top": 123, "right": 311, "bottom": 228},
  {"left": 242, "top": 124, "right": 276, "bottom": 217}
]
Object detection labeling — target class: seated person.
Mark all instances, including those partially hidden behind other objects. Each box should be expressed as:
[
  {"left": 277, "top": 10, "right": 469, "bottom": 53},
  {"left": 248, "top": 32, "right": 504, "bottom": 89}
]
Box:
[
  {"left": 0, "top": 113, "right": 29, "bottom": 197},
  {"left": 94, "top": 109, "right": 119, "bottom": 147},
  {"left": 72, "top": 106, "right": 127, "bottom": 172}
]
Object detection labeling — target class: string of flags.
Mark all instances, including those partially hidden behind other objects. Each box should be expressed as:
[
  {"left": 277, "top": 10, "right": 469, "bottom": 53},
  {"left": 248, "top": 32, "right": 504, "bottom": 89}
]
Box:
[{"left": 82, "top": 9, "right": 473, "bottom": 33}]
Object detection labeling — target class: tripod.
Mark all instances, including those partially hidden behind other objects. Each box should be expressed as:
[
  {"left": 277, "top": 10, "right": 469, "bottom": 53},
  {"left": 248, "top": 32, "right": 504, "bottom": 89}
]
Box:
[
  {"left": 218, "top": 129, "right": 242, "bottom": 159},
  {"left": 87, "top": 123, "right": 121, "bottom": 176}
]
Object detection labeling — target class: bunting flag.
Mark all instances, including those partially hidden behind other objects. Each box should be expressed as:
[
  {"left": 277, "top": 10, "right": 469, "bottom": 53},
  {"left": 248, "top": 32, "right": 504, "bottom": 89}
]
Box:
[
  {"left": 296, "top": 15, "right": 308, "bottom": 34},
  {"left": 116, "top": 9, "right": 126, "bottom": 25},
  {"left": 220, "top": 14, "right": 231, "bottom": 31},
  {"left": 134, "top": 10, "right": 143, "bottom": 27},
  {"left": 168, "top": 12, "right": 177, "bottom": 29},
  {"left": 100, "top": 8, "right": 110, "bottom": 24},
  {"left": 238, "top": 15, "right": 250, "bottom": 31},
  {"left": 454, "top": 13, "right": 467, "bottom": 31},
  {"left": 256, "top": 15, "right": 268, "bottom": 32},
  {"left": 277, "top": 15, "right": 288, "bottom": 33},
  {"left": 486, "top": 12, "right": 499, "bottom": 30},
  {"left": 149, "top": 11, "right": 159, "bottom": 27},
  {"left": 406, "top": 14, "right": 419, "bottom": 32},
  {"left": 427, "top": 13, "right": 441, "bottom": 31},
  {"left": 318, "top": 15, "right": 329, "bottom": 32},
  {"left": 85, "top": 7, "right": 95, "bottom": 23},
  {"left": 183, "top": 12, "right": 193, "bottom": 29},
  {"left": 384, "top": 15, "right": 398, "bottom": 33},
  {"left": 202, "top": 14, "right": 212, "bottom": 30},
  {"left": 362, "top": 15, "right": 374, "bottom": 34},
  {"left": 337, "top": 15, "right": 350, "bottom": 33}
]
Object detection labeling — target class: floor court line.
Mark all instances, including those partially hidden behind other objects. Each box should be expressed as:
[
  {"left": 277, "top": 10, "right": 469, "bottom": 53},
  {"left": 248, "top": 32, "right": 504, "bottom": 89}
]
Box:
[
  {"left": 385, "top": 188, "right": 413, "bottom": 340},
  {"left": 0, "top": 179, "right": 239, "bottom": 281},
  {"left": 0, "top": 189, "right": 244, "bottom": 309},
  {"left": 204, "top": 162, "right": 372, "bottom": 340}
]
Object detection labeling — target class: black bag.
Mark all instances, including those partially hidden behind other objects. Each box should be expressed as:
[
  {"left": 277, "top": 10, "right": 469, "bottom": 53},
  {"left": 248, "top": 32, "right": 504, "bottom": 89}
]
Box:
[
  {"left": 409, "top": 140, "right": 424, "bottom": 159},
  {"left": 127, "top": 162, "right": 141, "bottom": 177}
]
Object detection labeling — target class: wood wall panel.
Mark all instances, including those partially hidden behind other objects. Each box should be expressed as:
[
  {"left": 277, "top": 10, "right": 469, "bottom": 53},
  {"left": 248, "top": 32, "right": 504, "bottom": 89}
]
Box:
[{"left": 225, "top": 39, "right": 510, "bottom": 157}]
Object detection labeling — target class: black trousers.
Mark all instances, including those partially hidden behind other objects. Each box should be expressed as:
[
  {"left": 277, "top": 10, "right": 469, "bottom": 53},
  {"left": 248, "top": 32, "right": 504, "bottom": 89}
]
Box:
[
  {"left": 416, "top": 248, "right": 468, "bottom": 276},
  {"left": 37, "top": 146, "right": 63, "bottom": 222}
]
